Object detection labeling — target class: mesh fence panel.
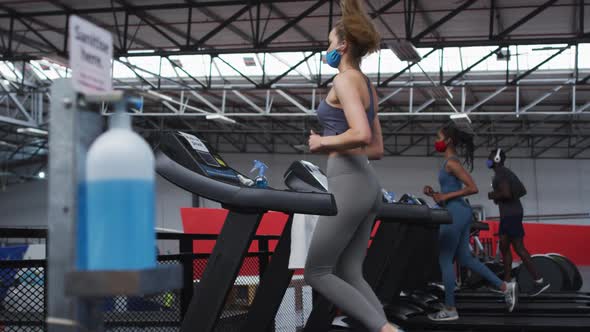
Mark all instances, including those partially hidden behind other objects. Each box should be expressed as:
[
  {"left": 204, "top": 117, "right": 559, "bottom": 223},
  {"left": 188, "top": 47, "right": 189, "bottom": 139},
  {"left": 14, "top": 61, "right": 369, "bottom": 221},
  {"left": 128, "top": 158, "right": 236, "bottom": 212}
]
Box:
[
  {"left": 0, "top": 242, "right": 314, "bottom": 332},
  {"left": 103, "top": 258, "right": 182, "bottom": 332},
  {"left": 0, "top": 261, "right": 45, "bottom": 331},
  {"left": 274, "top": 275, "right": 313, "bottom": 332}
]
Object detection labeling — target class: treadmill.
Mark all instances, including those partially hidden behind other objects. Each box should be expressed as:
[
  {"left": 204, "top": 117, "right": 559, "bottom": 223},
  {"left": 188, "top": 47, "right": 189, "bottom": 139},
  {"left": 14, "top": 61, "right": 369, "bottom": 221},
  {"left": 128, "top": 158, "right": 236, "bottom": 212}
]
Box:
[
  {"left": 277, "top": 164, "right": 454, "bottom": 332},
  {"left": 373, "top": 205, "right": 590, "bottom": 331},
  {"left": 154, "top": 131, "right": 337, "bottom": 332},
  {"left": 456, "top": 222, "right": 590, "bottom": 306}
]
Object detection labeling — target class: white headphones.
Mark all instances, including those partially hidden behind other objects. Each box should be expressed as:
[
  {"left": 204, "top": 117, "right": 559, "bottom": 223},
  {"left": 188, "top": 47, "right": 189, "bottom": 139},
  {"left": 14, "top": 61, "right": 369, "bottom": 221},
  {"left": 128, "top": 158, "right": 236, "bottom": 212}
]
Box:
[{"left": 494, "top": 148, "right": 502, "bottom": 163}]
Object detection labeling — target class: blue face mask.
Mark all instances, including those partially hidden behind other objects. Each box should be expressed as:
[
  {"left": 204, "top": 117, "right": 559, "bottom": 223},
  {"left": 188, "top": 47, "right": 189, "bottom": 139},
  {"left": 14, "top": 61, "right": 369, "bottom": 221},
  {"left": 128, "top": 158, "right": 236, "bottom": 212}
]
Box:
[
  {"left": 326, "top": 48, "right": 342, "bottom": 68},
  {"left": 486, "top": 159, "right": 494, "bottom": 169}
]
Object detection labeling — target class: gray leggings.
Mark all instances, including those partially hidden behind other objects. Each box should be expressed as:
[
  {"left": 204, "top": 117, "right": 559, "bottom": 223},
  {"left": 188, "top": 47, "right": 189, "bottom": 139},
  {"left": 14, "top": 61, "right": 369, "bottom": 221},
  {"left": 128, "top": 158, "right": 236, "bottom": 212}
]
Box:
[{"left": 304, "top": 155, "right": 388, "bottom": 332}]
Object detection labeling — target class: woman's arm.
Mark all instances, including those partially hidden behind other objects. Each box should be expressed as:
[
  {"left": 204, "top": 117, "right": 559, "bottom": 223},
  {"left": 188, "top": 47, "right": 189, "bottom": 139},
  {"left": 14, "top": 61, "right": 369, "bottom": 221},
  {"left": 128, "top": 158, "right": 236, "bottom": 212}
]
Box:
[
  {"left": 434, "top": 159, "right": 479, "bottom": 203},
  {"left": 310, "top": 72, "right": 372, "bottom": 152},
  {"left": 365, "top": 94, "right": 384, "bottom": 160}
]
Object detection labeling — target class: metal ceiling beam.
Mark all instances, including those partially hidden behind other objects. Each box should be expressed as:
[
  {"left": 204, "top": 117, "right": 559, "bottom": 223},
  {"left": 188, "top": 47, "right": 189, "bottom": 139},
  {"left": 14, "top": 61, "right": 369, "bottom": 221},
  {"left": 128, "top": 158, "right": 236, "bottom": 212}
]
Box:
[
  {"left": 533, "top": 136, "right": 568, "bottom": 157},
  {"left": 411, "top": 0, "right": 478, "bottom": 42},
  {"left": 231, "top": 90, "right": 264, "bottom": 113},
  {"left": 13, "top": 17, "right": 63, "bottom": 55},
  {"left": 276, "top": 89, "right": 311, "bottom": 114},
  {"left": 465, "top": 86, "right": 507, "bottom": 113},
  {"left": 510, "top": 46, "right": 570, "bottom": 84},
  {"left": 166, "top": 57, "right": 208, "bottom": 89},
  {"left": 370, "top": 0, "right": 403, "bottom": 19},
  {"left": 214, "top": 55, "right": 260, "bottom": 87},
  {"left": 444, "top": 47, "right": 502, "bottom": 85},
  {"left": 379, "top": 48, "right": 438, "bottom": 87},
  {"left": 260, "top": 0, "right": 329, "bottom": 47},
  {"left": 367, "top": 0, "right": 403, "bottom": 39},
  {"left": 114, "top": 0, "right": 200, "bottom": 47},
  {"left": 495, "top": 0, "right": 559, "bottom": 40},
  {"left": 197, "top": 5, "right": 253, "bottom": 46},
  {"left": 266, "top": 3, "right": 317, "bottom": 43},
  {"left": 265, "top": 52, "right": 317, "bottom": 87},
  {"left": 519, "top": 84, "right": 566, "bottom": 113}
]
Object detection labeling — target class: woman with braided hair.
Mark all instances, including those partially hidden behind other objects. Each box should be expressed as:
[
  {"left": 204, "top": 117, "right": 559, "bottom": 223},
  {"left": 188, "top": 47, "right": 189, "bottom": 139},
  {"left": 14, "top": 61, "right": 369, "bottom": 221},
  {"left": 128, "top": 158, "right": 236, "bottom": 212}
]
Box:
[{"left": 423, "top": 123, "right": 518, "bottom": 321}]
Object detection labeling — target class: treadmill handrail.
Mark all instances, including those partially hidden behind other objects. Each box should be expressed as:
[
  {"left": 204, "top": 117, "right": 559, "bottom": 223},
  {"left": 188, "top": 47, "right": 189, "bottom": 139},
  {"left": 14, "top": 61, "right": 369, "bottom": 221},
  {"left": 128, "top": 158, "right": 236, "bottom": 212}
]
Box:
[
  {"left": 156, "top": 151, "right": 337, "bottom": 216},
  {"left": 377, "top": 203, "right": 452, "bottom": 225}
]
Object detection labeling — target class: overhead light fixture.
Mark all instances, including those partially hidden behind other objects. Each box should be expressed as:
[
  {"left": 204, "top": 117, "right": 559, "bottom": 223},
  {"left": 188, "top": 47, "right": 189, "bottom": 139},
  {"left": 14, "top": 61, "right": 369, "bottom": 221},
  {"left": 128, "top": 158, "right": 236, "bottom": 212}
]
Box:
[
  {"left": 38, "top": 171, "right": 46, "bottom": 179},
  {"left": 0, "top": 140, "right": 17, "bottom": 149},
  {"left": 450, "top": 113, "right": 473, "bottom": 133},
  {"left": 17, "top": 127, "right": 48, "bottom": 136},
  {"left": 427, "top": 86, "right": 453, "bottom": 101},
  {"left": 127, "top": 49, "right": 156, "bottom": 54},
  {"left": 450, "top": 113, "right": 472, "bottom": 124},
  {"left": 389, "top": 40, "right": 422, "bottom": 62},
  {"left": 496, "top": 48, "right": 510, "bottom": 61},
  {"left": 206, "top": 114, "right": 237, "bottom": 125}
]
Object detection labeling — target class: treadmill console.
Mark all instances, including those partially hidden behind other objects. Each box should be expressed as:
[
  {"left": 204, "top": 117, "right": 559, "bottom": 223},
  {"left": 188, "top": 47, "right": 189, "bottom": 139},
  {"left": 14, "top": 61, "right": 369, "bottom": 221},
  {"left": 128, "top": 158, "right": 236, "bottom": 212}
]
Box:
[
  {"left": 158, "top": 131, "right": 244, "bottom": 185},
  {"left": 284, "top": 160, "right": 328, "bottom": 193}
]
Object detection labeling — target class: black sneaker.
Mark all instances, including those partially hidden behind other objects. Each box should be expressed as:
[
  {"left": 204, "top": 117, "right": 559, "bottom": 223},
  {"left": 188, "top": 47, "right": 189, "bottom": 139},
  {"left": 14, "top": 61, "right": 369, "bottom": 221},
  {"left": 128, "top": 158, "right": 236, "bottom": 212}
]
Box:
[{"left": 530, "top": 280, "right": 551, "bottom": 297}]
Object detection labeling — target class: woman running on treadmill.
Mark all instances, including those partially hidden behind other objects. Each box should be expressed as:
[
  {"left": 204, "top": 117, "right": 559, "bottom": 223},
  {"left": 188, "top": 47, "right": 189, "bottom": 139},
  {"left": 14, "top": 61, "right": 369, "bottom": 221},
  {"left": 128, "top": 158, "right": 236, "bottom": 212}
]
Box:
[
  {"left": 305, "top": 1, "right": 400, "bottom": 331},
  {"left": 423, "top": 123, "right": 518, "bottom": 321}
]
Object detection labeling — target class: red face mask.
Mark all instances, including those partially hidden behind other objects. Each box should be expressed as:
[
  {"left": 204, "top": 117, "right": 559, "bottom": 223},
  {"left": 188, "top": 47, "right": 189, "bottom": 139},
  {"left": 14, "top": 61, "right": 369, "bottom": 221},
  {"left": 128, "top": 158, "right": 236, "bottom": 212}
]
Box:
[{"left": 434, "top": 140, "right": 447, "bottom": 153}]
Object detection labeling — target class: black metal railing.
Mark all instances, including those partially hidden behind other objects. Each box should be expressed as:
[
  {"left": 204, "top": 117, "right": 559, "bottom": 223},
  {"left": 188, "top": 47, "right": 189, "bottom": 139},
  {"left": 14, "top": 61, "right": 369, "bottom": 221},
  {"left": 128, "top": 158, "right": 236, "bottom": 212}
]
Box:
[{"left": 0, "top": 228, "right": 304, "bottom": 332}]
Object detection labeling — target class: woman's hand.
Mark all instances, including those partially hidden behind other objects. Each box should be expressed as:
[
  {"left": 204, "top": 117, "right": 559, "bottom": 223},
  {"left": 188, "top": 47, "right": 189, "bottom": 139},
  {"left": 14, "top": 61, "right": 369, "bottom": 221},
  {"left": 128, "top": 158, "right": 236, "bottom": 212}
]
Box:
[
  {"left": 308, "top": 130, "right": 324, "bottom": 153},
  {"left": 432, "top": 192, "right": 447, "bottom": 205},
  {"left": 423, "top": 185, "right": 434, "bottom": 197}
]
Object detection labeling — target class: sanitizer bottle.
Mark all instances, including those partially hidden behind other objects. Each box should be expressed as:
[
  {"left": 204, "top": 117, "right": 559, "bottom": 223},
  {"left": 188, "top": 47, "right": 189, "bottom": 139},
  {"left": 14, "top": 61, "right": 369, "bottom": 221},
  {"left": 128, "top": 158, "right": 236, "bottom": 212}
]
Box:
[
  {"left": 83, "top": 98, "right": 156, "bottom": 270},
  {"left": 250, "top": 160, "right": 269, "bottom": 188}
]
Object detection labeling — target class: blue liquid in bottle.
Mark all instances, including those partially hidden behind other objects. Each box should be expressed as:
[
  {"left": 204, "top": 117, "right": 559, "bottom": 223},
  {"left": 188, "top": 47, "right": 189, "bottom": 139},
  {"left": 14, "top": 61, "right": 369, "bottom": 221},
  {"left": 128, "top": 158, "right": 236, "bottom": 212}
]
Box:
[{"left": 85, "top": 180, "right": 155, "bottom": 270}]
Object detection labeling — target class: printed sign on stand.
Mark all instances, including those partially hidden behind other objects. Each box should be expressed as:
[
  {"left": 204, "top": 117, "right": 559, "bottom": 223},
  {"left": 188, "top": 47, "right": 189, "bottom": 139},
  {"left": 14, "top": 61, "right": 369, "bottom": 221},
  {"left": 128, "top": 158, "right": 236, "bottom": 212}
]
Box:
[{"left": 68, "top": 15, "right": 113, "bottom": 94}]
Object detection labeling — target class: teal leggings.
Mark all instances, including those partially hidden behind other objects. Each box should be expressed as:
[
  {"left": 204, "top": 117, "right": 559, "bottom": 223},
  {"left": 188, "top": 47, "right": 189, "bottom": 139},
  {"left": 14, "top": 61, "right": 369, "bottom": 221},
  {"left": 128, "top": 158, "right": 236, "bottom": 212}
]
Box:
[{"left": 439, "top": 200, "right": 503, "bottom": 307}]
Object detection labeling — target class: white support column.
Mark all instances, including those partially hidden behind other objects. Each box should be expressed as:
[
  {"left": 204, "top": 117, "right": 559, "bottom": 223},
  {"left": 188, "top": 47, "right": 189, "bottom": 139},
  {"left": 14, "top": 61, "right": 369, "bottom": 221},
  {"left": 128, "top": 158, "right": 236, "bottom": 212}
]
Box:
[
  {"left": 572, "top": 85, "right": 576, "bottom": 113},
  {"left": 461, "top": 85, "right": 466, "bottom": 113},
  {"left": 265, "top": 90, "right": 271, "bottom": 114},
  {"left": 516, "top": 83, "right": 520, "bottom": 118},
  {"left": 221, "top": 90, "right": 226, "bottom": 114},
  {"left": 409, "top": 85, "right": 413, "bottom": 113}
]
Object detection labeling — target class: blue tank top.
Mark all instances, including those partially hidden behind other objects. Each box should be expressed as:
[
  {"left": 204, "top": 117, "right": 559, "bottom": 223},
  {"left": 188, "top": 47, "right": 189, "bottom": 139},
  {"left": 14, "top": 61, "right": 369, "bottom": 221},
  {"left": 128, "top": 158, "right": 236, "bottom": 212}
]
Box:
[
  {"left": 316, "top": 76, "right": 375, "bottom": 136},
  {"left": 439, "top": 157, "right": 470, "bottom": 208}
]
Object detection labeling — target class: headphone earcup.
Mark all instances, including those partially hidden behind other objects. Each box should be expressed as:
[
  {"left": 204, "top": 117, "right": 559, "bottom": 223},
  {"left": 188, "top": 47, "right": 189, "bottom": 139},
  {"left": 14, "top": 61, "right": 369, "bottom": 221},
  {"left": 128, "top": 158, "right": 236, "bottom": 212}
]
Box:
[{"left": 494, "top": 149, "right": 502, "bottom": 163}]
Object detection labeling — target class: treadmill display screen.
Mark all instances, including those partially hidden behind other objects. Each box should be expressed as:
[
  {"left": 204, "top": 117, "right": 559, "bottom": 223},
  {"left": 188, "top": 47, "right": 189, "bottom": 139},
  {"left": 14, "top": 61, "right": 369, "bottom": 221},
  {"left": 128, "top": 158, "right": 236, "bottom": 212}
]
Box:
[
  {"left": 178, "top": 132, "right": 220, "bottom": 167},
  {"left": 172, "top": 131, "right": 242, "bottom": 184}
]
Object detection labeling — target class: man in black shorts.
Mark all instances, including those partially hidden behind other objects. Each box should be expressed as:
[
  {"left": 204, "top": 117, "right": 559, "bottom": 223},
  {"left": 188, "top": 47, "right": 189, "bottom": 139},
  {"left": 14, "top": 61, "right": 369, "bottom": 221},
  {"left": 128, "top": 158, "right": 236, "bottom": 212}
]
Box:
[{"left": 487, "top": 149, "right": 550, "bottom": 296}]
